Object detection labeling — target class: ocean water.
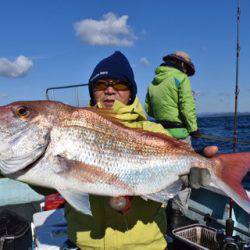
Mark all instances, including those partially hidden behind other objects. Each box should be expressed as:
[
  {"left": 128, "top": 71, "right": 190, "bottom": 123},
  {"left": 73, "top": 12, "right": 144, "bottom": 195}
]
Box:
[{"left": 192, "top": 114, "right": 250, "bottom": 190}]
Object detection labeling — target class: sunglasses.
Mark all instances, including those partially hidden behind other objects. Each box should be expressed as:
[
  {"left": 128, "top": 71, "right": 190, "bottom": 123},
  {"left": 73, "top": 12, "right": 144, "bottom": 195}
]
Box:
[{"left": 93, "top": 80, "right": 129, "bottom": 91}]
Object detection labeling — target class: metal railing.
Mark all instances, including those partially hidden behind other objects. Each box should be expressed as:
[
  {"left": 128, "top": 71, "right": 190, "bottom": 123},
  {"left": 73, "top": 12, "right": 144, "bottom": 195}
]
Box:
[{"left": 45, "top": 83, "right": 89, "bottom": 107}]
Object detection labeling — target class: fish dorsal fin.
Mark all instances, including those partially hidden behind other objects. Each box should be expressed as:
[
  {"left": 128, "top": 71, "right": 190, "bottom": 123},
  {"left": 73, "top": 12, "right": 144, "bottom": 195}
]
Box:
[
  {"left": 138, "top": 130, "right": 193, "bottom": 150},
  {"left": 121, "top": 128, "right": 194, "bottom": 152}
]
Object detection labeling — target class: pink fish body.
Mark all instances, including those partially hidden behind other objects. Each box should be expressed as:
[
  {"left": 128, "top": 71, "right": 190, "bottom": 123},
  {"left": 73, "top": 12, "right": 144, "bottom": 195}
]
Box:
[{"left": 0, "top": 101, "right": 249, "bottom": 215}]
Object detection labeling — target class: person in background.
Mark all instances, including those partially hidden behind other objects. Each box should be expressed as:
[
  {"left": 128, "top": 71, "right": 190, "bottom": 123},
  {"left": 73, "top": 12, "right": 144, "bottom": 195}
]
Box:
[{"left": 145, "top": 51, "right": 200, "bottom": 142}]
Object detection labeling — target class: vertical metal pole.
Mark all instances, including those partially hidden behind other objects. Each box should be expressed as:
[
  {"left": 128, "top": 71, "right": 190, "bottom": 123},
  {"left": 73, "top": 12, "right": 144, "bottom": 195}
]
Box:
[
  {"left": 46, "top": 89, "right": 50, "bottom": 100},
  {"left": 227, "top": 0, "right": 241, "bottom": 236},
  {"left": 232, "top": 0, "right": 241, "bottom": 152}
]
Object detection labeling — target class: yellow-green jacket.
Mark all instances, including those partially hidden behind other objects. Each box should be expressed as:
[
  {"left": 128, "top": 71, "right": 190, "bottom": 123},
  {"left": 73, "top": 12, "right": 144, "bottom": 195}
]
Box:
[{"left": 65, "top": 98, "right": 171, "bottom": 250}]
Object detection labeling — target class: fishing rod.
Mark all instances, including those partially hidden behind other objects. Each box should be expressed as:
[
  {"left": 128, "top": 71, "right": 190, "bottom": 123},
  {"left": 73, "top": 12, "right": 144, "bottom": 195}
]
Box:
[
  {"left": 233, "top": 0, "right": 241, "bottom": 152},
  {"left": 227, "top": 0, "right": 241, "bottom": 238}
]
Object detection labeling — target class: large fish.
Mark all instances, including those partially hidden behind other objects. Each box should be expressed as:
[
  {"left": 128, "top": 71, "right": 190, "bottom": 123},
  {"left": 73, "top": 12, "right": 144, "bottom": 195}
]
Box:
[{"left": 0, "top": 101, "right": 249, "bottom": 215}]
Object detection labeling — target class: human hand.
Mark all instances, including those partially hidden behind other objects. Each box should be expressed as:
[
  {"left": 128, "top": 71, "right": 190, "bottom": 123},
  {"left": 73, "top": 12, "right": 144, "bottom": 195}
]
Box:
[
  {"left": 202, "top": 145, "right": 218, "bottom": 157},
  {"left": 181, "top": 146, "right": 218, "bottom": 189}
]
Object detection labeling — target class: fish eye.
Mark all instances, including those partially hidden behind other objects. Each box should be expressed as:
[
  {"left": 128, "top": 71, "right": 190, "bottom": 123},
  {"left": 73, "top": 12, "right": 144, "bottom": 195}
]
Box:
[{"left": 16, "top": 106, "right": 30, "bottom": 119}]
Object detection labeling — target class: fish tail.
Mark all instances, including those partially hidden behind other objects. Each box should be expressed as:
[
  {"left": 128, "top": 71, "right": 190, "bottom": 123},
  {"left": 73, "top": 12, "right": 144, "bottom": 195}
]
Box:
[{"left": 212, "top": 152, "right": 250, "bottom": 213}]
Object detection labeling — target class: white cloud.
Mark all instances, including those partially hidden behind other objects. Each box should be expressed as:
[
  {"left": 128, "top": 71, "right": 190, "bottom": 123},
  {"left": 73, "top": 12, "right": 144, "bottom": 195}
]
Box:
[
  {"left": 0, "top": 55, "right": 33, "bottom": 78},
  {"left": 73, "top": 12, "right": 137, "bottom": 47},
  {"left": 140, "top": 57, "right": 150, "bottom": 66}
]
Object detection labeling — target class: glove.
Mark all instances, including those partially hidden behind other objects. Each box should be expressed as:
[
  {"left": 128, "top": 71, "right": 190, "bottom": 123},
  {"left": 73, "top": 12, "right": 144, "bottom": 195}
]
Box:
[
  {"left": 174, "top": 167, "right": 210, "bottom": 214},
  {"left": 171, "top": 146, "right": 216, "bottom": 215},
  {"left": 180, "top": 145, "right": 217, "bottom": 189},
  {"left": 188, "top": 167, "right": 211, "bottom": 189},
  {"left": 189, "top": 129, "right": 201, "bottom": 138}
]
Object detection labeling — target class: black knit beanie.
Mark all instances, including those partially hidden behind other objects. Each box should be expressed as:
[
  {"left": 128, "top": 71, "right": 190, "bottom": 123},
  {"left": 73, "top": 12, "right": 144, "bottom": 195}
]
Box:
[{"left": 88, "top": 51, "right": 137, "bottom": 106}]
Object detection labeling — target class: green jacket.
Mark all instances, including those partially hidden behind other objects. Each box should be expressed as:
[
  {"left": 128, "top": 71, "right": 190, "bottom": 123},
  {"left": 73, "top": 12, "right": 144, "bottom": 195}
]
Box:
[
  {"left": 145, "top": 66, "right": 198, "bottom": 139},
  {"left": 32, "top": 98, "right": 170, "bottom": 250}
]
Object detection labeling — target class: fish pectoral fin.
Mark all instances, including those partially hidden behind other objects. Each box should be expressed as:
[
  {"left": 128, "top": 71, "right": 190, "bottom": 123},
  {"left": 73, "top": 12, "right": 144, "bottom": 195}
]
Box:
[
  {"left": 58, "top": 189, "right": 92, "bottom": 216},
  {"left": 142, "top": 178, "right": 183, "bottom": 204},
  {"left": 56, "top": 156, "right": 129, "bottom": 192}
]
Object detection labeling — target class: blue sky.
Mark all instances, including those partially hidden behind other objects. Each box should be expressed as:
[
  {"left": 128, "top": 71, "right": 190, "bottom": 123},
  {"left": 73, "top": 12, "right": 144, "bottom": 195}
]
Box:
[{"left": 0, "top": 0, "right": 250, "bottom": 113}]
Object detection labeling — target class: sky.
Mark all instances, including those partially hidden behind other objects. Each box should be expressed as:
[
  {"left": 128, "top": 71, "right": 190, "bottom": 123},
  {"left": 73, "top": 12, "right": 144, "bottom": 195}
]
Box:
[{"left": 0, "top": 0, "right": 250, "bottom": 114}]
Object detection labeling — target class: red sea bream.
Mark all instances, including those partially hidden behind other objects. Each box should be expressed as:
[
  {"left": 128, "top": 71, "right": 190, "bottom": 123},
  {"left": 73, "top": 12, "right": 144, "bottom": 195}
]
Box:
[{"left": 0, "top": 101, "right": 249, "bottom": 215}]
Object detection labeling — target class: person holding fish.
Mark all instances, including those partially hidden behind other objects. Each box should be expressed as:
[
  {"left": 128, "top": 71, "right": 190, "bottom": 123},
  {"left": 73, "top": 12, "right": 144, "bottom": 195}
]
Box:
[
  {"left": 145, "top": 51, "right": 200, "bottom": 142},
  {"left": 64, "top": 51, "right": 172, "bottom": 249},
  {"left": 64, "top": 51, "right": 217, "bottom": 249}
]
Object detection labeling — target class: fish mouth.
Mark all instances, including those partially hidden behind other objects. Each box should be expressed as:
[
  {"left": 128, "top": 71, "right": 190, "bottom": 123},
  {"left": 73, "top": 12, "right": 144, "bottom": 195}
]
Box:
[{"left": 0, "top": 144, "right": 48, "bottom": 175}]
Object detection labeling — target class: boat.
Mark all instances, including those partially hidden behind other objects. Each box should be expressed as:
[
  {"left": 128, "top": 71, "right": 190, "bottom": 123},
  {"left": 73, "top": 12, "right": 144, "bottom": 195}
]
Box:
[{"left": 0, "top": 2, "right": 249, "bottom": 249}]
